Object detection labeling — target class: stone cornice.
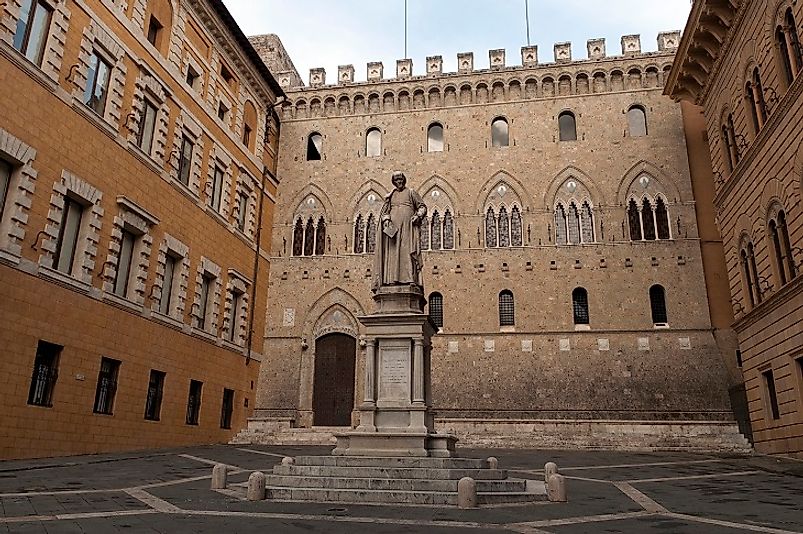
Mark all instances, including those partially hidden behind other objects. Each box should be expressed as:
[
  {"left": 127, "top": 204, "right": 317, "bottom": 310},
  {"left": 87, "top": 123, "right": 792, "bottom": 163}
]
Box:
[
  {"left": 733, "top": 275, "right": 802, "bottom": 332},
  {"left": 713, "top": 75, "right": 803, "bottom": 209}
]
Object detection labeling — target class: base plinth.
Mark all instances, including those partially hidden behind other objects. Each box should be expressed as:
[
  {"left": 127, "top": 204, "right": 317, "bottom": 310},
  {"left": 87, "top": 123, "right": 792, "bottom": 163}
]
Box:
[{"left": 333, "top": 430, "right": 458, "bottom": 457}]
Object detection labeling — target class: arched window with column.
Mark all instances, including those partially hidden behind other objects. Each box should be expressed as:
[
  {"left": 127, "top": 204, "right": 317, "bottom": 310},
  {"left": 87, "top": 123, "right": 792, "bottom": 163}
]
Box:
[
  {"left": 314, "top": 217, "right": 326, "bottom": 255},
  {"left": 567, "top": 203, "right": 581, "bottom": 244},
  {"left": 629, "top": 196, "right": 671, "bottom": 241},
  {"left": 292, "top": 218, "right": 304, "bottom": 256},
  {"left": 499, "top": 290, "right": 515, "bottom": 327},
  {"left": 366, "top": 213, "right": 377, "bottom": 253},
  {"left": 649, "top": 285, "right": 668, "bottom": 324},
  {"left": 740, "top": 238, "right": 763, "bottom": 308},
  {"left": 498, "top": 206, "right": 510, "bottom": 247},
  {"left": 353, "top": 215, "right": 364, "bottom": 254},
  {"left": 443, "top": 210, "right": 454, "bottom": 249},
  {"left": 303, "top": 218, "right": 315, "bottom": 256},
  {"left": 572, "top": 287, "right": 589, "bottom": 325},
  {"left": 555, "top": 203, "right": 568, "bottom": 244},
  {"left": 511, "top": 206, "right": 522, "bottom": 246},
  {"left": 430, "top": 211, "right": 442, "bottom": 250},
  {"left": 485, "top": 207, "right": 498, "bottom": 248},
  {"left": 776, "top": 8, "right": 802, "bottom": 87},
  {"left": 769, "top": 208, "right": 797, "bottom": 286},
  {"left": 745, "top": 68, "right": 767, "bottom": 134},
  {"left": 628, "top": 199, "right": 642, "bottom": 240},
  {"left": 581, "top": 202, "right": 595, "bottom": 243},
  {"left": 428, "top": 292, "right": 443, "bottom": 329}
]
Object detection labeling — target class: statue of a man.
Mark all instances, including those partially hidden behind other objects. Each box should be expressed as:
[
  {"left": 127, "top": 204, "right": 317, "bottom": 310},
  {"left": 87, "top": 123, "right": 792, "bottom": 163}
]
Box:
[{"left": 373, "top": 171, "right": 427, "bottom": 291}]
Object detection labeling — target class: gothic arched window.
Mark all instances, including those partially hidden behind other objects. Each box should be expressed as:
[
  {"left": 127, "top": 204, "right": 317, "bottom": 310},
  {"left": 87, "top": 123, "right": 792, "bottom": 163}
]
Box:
[
  {"left": 499, "top": 290, "right": 514, "bottom": 326},
  {"left": 555, "top": 203, "right": 567, "bottom": 245},
  {"left": 572, "top": 287, "right": 589, "bottom": 325},
  {"left": 769, "top": 209, "right": 797, "bottom": 285},
  {"left": 429, "top": 292, "right": 443, "bottom": 329},
  {"left": 491, "top": 117, "right": 509, "bottom": 147},
  {"left": 649, "top": 285, "right": 668, "bottom": 324},
  {"left": 366, "top": 213, "right": 377, "bottom": 254},
  {"left": 740, "top": 240, "right": 762, "bottom": 308},
  {"left": 431, "top": 211, "right": 442, "bottom": 250},
  {"left": 581, "top": 202, "right": 595, "bottom": 243},
  {"left": 628, "top": 199, "right": 642, "bottom": 240},
  {"left": 485, "top": 207, "right": 497, "bottom": 248},
  {"left": 567, "top": 203, "right": 581, "bottom": 244},
  {"left": 511, "top": 206, "right": 522, "bottom": 246},
  {"left": 627, "top": 105, "right": 648, "bottom": 137},
  {"left": 498, "top": 206, "right": 510, "bottom": 247},
  {"left": 366, "top": 127, "right": 382, "bottom": 157},
  {"left": 443, "top": 210, "right": 454, "bottom": 250},
  {"left": 303, "top": 217, "right": 314, "bottom": 255},
  {"left": 306, "top": 132, "right": 322, "bottom": 160},
  {"left": 353, "top": 215, "right": 364, "bottom": 254},
  {"left": 655, "top": 197, "right": 670, "bottom": 239},
  {"left": 642, "top": 198, "right": 657, "bottom": 240},
  {"left": 419, "top": 215, "right": 430, "bottom": 250},
  {"left": 558, "top": 111, "right": 577, "bottom": 141},
  {"left": 427, "top": 122, "right": 444, "bottom": 152},
  {"left": 293, "top": 218, "right": 304, "bottom": 256},
  {"left": 314, "top": 217, "right": 326, "bottom": 255}
]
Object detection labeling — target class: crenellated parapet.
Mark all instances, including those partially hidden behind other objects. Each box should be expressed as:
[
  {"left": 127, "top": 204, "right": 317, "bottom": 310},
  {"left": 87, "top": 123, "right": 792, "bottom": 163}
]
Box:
[{"left": 276, "top": 32, "right": 682, "bottom": 121}]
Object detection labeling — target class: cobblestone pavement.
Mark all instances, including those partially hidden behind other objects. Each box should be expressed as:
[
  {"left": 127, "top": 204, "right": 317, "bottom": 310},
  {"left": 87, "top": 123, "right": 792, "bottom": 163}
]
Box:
[{"left": 1, "top": 445, "right": 802, "bottom": 533}]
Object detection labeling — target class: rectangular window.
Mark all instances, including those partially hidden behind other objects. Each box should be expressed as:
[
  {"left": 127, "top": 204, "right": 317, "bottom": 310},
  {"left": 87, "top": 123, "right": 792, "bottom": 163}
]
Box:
[
  {"left": 144, "top": 369, "right": 165, "bottom": 421},
  {"left": 763, "top": 369, "right": 780, "bottom": 420},
  {"left": 27, "top": 340, "right": 61, "bottom": 407},
  {"left": 177, "top": 135, "right": 194, "bottom": 186},
  {"left": 83, "top": 52, "right": 112, "bottom": 116},
  {"left": 220, "top": 388, "right": 234, "bottom": 429},
  {"left": 158, "top": 253, "right": 178, "bottom": 315},
  {"left": 54, "top": 197, "right": 85, "bottom": 275},
  {"left": 210, "top": 166, "right": 224, "bottom": 211},
  {"left": 228, "top": 288, "right": 244, "bottom": 342},
  {"left": 220, "top": 64, "right": 234, "bottom": 86},
  {"left": 242, "top": 125, "right": 252, "bottom": 147},
  {"left": 186, "top": 379, "right": 203, "bottom": 425},
  {"left": 0, "top": 160, "right": 12, "bottom": 222},
  {"left": 93, "top": 357, "right": 120, "bottom": 415},
  {"left": 137, "top": 100, "right": 158, "bottom": 154},
  {"left": 186, "top": 65, "right": 199, "bottom": 89},
  {"left": 13, "top": 0, "right": 52, "bottom": 66},
  {"left": 217, "top": 102, "right": 228, "bottom": 121},
  {"left": 236, "top": 191, "right": 248, "bottom": 231},
  {"left": 146, "top": 15, "right": 162, "bottom": 47},
  {"left": 197, "top": 273, "right": 214, "bottom": 329},
  {"left": 113, "top": 230, "right": 136, "bottom": 297}
]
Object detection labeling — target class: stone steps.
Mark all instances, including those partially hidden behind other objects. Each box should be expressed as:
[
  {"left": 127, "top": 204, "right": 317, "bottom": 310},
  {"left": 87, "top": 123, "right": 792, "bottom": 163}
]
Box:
[
  {"left": 293, "top": 455, "right": 488, "bottom": 469},
  {"left": 265, "top": 474, "right": 526, "bottom": 492},
  {"left": 273, "top": 464, "right": 508, "bottom": 480},
  {"left": 263, "top": 486, "right": 544, "bottom": 506}
]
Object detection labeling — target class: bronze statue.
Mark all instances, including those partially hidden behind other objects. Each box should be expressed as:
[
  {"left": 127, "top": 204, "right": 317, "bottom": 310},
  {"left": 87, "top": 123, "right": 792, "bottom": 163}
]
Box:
[{"left": 372, "top": 171, "right": 427, "bottom": 291}]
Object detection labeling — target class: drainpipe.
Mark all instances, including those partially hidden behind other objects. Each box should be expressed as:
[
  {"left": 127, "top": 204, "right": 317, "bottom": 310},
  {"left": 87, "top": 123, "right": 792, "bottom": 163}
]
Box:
[{"left": 245, "top": 164, "right": 269, "bottom": 366}]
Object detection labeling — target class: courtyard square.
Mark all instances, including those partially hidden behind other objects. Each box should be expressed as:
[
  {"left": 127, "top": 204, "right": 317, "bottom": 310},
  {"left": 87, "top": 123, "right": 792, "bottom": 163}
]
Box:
[{"left": 1, "top": 445, "right": 801, "bottom": 533}]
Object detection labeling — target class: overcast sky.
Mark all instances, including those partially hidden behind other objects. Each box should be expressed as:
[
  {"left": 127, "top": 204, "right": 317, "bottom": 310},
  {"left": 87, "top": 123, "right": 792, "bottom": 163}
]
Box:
[{"left": 224, "top": 1, "right": 692, "bottom": 83}]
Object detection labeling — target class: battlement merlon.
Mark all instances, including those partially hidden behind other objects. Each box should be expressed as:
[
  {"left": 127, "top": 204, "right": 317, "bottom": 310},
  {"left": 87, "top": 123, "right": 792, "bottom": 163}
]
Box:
[
  {"left": 262, "top": 32, "right": 682, "bottom": 90},
  {"left": 249, "top": 33, "right": 303, "bottom": 88}
]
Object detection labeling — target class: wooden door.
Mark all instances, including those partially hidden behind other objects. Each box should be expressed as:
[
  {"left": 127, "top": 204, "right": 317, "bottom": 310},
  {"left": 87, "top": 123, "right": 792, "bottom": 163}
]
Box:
[{"left": 313, "top": 333, "right": 356, "bottom": 426}]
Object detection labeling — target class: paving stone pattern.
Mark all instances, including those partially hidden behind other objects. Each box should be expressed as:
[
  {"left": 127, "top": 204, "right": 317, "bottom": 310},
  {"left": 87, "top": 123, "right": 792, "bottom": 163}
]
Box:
[{"left": 0, "top": 445, "right": 801, "bottom": 533}]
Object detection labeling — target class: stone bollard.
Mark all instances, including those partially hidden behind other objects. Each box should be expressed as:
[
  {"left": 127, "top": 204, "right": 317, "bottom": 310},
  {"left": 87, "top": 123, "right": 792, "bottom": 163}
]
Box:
[
  {"left": 486, "top": 456, "right": 499, "bottom": 470},
  {"left": 211, "top": 463, "right": 227, "bottom": 489},
  {"left": 457, "top": 477, "right": 478, "bottom": 509},
  {"left": 547, "top": 474, "right": 567, "bottom": 502},
  {"left": 247, "top": 471, "right": 266, "bottom": 501},
  {"left": 544, "top": 462, "right": 558, "bottom": 484},
  {"left": 281, "top": 456, "right": 295, "bottom": 466}
]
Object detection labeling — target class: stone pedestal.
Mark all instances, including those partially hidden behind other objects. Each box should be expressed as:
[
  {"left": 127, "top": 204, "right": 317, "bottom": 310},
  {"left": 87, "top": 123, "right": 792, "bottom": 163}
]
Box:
[{"left": 333, "top": 285, "right": 457, "bottom": 457}]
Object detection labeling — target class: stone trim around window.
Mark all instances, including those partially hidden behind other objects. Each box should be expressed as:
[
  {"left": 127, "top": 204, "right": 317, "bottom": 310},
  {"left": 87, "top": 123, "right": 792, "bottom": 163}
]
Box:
[
  {"left": 205, "top": 145, "right": 233, "bottom": 217},
  {"left": 222, "top": 269, "right": 250, "bottom": 346},
  {"left": 150, "top": 233, "right": 190, "bottom": 319},
  {"left": 168, "top": 109, "right": 204, "bottom": 197},
  {"left": 128, "top": 71, "right": 170, "bottom": 162},
  {"left": 39, "top": 170, "right": 103, "bottom": 285},
  {"left": 0, "top": 0, "right": 70, "bottom": 83},
  {"left": 74, "top": 19, "right": 127, "bottom": 128},
  {"left": 191, "top": 256, "right": 222, "bottom": 335},
  {"left": 101, "top": 196, "right": 156, "bottom": 304},
  {"left": 234, "top": 171, "right": 257, "bottom": 239},
  {"left": 0, "top": 127, "right": 38, "bottom": 258}
]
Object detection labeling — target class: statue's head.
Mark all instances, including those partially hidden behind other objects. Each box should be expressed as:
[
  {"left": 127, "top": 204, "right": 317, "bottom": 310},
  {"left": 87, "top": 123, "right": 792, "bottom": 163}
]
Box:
[{"left": 391, "top": 171, "right": 406, "bottom": 190}]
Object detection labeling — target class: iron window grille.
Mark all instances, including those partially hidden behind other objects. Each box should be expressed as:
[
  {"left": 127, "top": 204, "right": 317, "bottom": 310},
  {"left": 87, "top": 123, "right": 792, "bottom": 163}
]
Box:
[
  {"left": 93, "top": 357, "right": 120, "bottom": 415},
  {"left": 27, "top": 341, "right": 61, "bottom": 407},
  {"left": 144, "top": 370, "right": 165, "bottom": 421}
]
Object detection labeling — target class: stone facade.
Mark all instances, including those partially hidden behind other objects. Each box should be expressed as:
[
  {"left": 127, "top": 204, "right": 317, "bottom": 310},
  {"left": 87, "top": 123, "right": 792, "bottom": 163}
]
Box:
[
  {"left": 0, "top": 0, "right": 282, "bottom": 459},
  {"left": 668, "top": 0, "right": 803, "bottom": 458},
  {"left": 245, "top": 34, "right": 749, "bottom": 449}
]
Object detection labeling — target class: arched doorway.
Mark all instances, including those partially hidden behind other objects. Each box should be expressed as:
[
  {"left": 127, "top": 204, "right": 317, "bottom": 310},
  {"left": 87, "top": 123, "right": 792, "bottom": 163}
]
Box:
[{"left": 313, "top": 333, "right": 356, "bottom": 426}]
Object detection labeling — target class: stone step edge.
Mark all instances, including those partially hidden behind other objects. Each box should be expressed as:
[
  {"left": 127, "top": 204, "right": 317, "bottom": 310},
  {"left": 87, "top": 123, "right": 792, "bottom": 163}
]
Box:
[
  {"left": 265, "top": 474, "right": 527, "bottom": 486},
  {"left": 265, "top": 486, "right": 543, "bottom": 497}
]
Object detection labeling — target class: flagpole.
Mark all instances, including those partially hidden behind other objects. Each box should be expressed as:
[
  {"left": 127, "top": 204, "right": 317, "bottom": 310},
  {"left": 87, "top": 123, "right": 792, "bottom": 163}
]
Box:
[
  {"left": 525, "top": 0, "right": 531, "bottom": 46},
  {"left": 404, "top": 0, "right": 408, "bottom": 58}
]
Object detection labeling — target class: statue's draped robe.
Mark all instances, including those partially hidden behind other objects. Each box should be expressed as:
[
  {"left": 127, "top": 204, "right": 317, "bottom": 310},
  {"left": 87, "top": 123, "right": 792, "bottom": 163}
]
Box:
[{"left": 373, "top": 187, "right": 427, "bottom": 290}]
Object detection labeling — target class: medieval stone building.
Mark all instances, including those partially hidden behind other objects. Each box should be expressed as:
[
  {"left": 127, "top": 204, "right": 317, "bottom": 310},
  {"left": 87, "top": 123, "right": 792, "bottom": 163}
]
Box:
[
  {"left": 667, "top": 0, "right": 803, "bottom": 458},
  {"left": 239, "top": 33, "right": 750, "bottom": 450}
]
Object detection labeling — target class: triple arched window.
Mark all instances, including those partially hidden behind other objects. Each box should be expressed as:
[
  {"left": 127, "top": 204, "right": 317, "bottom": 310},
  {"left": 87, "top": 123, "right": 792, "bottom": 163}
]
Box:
[
  {"left": 420, "top": 209, "right": 455, "bottom": 251},
  {"left": 627, "top": 196, "right": 671, "bottom": 241},
  {"left": 776, "top": 8, "right": 802, "bottom": 87},
  {"left": 485, "top": 206, "right": 523, "bottom": 247},
  {"left": 554, "top": 201, "right": 594, "bottom": 245},
  {"left": 292, "top": 216, "right": 326, "bottom": 256},
  {"left": 768, "top": 208, "right": 797, "bottom": 286}
]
